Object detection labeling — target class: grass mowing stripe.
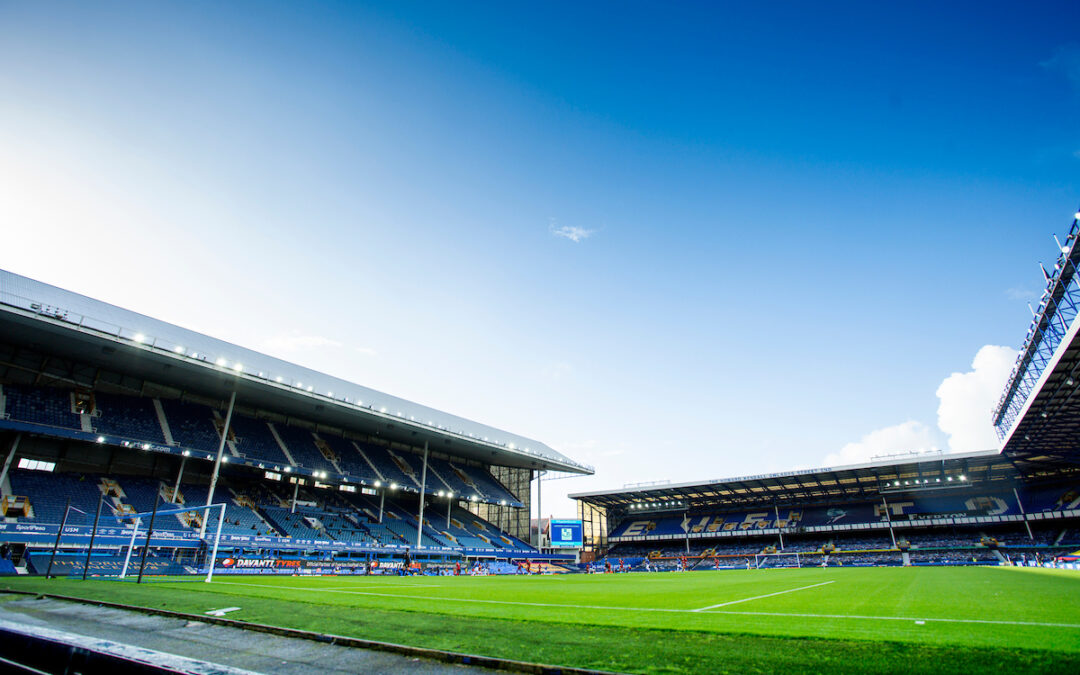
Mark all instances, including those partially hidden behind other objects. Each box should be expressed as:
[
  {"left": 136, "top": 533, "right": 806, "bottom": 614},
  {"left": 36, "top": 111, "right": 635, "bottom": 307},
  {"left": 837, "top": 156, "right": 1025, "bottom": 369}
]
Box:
[
  {"left": 706, "top": 608, "right": 1080, "bottom": 629},
  {"left": 215, "top": 580, "right": 693, "bottom": 613},
  {"left": 693, "top": 580, "right": 835, "bottom": 611}
]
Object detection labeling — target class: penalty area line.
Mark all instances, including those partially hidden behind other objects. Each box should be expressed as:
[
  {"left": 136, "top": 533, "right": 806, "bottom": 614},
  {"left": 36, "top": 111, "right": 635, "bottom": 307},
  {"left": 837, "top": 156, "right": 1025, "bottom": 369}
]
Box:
[{"left": 693, "top": 580, "right": 835, "bottom": 612}]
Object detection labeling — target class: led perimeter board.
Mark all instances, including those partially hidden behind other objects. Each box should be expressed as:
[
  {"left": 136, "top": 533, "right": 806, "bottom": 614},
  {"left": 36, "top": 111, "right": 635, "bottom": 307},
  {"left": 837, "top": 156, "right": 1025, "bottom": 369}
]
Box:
[{"left": 550, "top": 519, "right": 583, "bottom": 548}]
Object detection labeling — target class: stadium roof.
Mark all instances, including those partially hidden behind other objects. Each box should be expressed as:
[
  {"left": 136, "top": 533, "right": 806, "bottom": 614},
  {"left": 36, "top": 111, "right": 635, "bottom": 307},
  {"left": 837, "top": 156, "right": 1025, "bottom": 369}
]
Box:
[
  {"left": 993, "top": 212, "right": 1080, "bottom": 479},
  {"left": 0, "top": 269, "right": 592, "bottom": 475},
  {"left": 570, "top": 451, "right": 1023, "bottom": 511},
  {"left": 996, "top": 277, "right": 1080, "bottom": 479}
]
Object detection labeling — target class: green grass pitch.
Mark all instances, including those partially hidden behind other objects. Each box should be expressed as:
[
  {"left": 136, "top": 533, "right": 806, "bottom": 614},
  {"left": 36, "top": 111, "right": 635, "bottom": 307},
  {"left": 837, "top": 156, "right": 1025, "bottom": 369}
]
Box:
[{"left": 5, "top": 566, "right": 1080, "bottom": 673}]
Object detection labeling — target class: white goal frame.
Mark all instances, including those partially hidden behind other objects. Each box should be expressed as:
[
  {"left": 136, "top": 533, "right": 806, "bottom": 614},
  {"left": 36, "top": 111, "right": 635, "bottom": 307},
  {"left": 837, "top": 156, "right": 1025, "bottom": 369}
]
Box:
[
  {"left": 752, "top": 551, "right": 802, "bottom": 569},
  {"left": 117, "top": 502, "right": 227, "bottom": 583}
]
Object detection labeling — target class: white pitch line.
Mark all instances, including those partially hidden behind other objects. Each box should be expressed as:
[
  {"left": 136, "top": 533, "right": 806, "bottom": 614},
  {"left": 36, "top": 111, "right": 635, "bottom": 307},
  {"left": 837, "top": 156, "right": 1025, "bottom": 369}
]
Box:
[
  {"left": 210, "top": 581, "right": 1080, "bottom": 629},
  {"left": 693, "top": 580, "right": 835, "bottom": 612}
]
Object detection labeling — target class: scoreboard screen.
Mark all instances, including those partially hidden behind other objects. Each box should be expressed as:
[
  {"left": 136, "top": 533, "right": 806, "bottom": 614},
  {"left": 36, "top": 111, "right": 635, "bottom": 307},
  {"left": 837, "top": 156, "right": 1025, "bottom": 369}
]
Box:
[{"left": 549, "top": 519, "right": 583, "bottom": 548}]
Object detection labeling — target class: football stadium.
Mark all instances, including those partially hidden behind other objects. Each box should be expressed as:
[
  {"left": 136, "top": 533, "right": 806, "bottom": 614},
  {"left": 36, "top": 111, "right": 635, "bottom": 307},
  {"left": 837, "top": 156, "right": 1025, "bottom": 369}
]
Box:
[
  {"left": 4, "top": 4, "right": 1080, "bottom": 675},
  {"left": 1, "top": 210, "right": 1080, "bottom": 673}
]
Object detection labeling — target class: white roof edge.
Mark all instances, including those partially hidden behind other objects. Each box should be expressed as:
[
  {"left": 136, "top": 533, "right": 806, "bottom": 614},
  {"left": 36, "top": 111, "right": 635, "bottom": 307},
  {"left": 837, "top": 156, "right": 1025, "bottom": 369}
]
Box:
[{"left": 568, "top": 449, "right": 1001, "bottom": 499}]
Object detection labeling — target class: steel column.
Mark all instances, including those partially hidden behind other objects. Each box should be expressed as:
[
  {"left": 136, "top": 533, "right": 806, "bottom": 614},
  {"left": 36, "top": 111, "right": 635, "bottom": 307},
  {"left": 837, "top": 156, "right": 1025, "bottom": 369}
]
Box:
[
  {"left": 416, "top": 442, "right": 429, "bottom": 548},
  {"left": 201, "top": 391, "right": 236, "bottom": 538},
  {"left": 1013, "top": 487, "right": 1035, "bottom": 542},
  {"left": 45, "top": 498, "right": 71, "bottom": 579},
  {"left": 0, "top": 433, "right": 22, "bottom": 492},
  {"left": 82, "top": 492, "right": 105, "bottom": 580}
]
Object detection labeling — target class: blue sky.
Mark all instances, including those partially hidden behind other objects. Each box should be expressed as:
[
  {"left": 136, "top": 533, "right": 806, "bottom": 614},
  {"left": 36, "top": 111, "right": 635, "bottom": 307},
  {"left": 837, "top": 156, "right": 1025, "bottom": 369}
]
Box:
[{"left": 1, "top": 1, "right": 1078, "bottom": 516}]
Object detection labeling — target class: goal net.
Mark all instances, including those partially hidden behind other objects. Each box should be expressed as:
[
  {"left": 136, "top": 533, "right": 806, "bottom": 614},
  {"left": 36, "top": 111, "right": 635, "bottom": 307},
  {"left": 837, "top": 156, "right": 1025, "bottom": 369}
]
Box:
[{"left": 44, "top": 501, "right": 227, "bottom": 583}]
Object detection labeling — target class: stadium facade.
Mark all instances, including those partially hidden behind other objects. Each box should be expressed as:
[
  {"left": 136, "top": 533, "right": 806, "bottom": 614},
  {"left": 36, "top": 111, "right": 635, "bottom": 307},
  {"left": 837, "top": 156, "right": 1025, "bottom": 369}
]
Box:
[
  {"left": 0, "top": 270, "right": 592, "bottom": 575},
  {"left": 572, "top": 212, "right": 1080, "bottom": 569}
]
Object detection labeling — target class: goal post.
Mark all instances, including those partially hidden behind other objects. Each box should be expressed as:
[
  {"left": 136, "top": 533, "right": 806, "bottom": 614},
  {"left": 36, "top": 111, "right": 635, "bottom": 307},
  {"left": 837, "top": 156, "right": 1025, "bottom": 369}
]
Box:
[
  {"left": 753, "top": 550, "right": 803, "bottom": 569},
  {"left": 115, "top": 502, "right": 226, "bottom": 583}
]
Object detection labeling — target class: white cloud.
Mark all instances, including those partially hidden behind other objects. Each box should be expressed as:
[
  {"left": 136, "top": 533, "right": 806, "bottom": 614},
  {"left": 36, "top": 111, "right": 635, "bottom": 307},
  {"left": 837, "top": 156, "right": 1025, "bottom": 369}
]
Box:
[
  {"left": 262, "top": 333, "right": 343, "bottom": 353},
  {"left": 824, "top": 344, "right": 1018, "bottom": 466},
  {"left": 823, "top": 421, "right": 938, "bottom": 466},
  {"left": 935, "top": 344, "right": 1017, "bottom": 453},
  {"left": 550, "top": 223, "right": 595, "bottom": 243}
]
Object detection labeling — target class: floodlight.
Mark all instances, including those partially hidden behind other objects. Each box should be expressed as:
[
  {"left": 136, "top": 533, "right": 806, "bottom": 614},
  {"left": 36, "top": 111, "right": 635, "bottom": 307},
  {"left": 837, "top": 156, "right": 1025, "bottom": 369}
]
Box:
[
  {"left": 222, "top": 456, "right": 229, "bottom": 463},
  {"left": 216, "top": 358, "right": 227, "bottom": 367},
  {"left": 96, "top": 436, "right": 105, "bottom": 443},
  {"left": 307, "top": 386, "right": 313, "bottom": 392},
  {"left": 959, "top": 475, "right": 966, "bottom": 481},
  {"left": 447, "top": 491, "right": 453, "bottom": 497},
  {"left": 284, "top": 466, "right": 292, "bottom": 473},
  {"left": 947, "top": 476, "right": 953, "bottom": 481},
  {"left": 174, "top": 346, "right": 185, "bottom": 354},
  {"left": 374, "top": 481, "right": 381, "bottom": 488},
  {"left": 437, "top": 490, "right": 444, "bottom": 497},
  {"left": 380, "top": 407, "right": 387, "bottom": 413},
  {"left": 141, "top": 443, "right": 150, "bottom": 450},
  {"left": 182, "top": 450, "right": 191, "bottom": 457},
  {"left": 134, "top": 333, "right": 145, "bottom": 343},
  {"left": 328, "top": 392, "right": 333, "bottom": 397},
  {"left": 233, "top": 363, "right": 243, "bottom": 372},
  {"left": 276, "top": 376, "right": 283, "bottom": 383},
  {"left": 500, "top": 500, "right": 507, "bottom": 506},
  {"left": 1074, "top": 210, "right": 1080, "bottom": 220},
  {"left": 390, "top": 482, "right": 398, "bottom": 490}
]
